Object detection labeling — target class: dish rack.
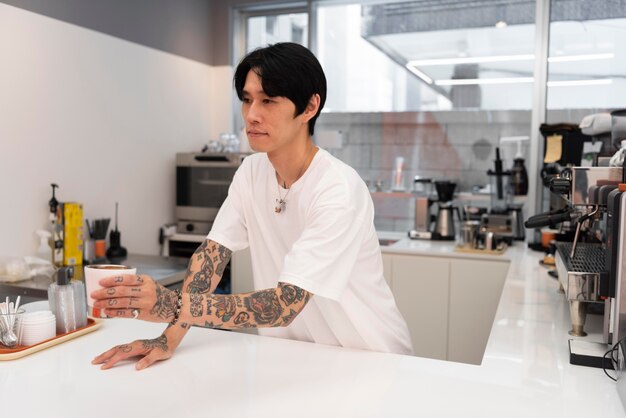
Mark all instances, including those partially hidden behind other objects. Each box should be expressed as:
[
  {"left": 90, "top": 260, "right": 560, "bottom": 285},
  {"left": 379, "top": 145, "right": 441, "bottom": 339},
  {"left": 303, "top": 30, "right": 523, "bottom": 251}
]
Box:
[{"left": 555, "top": 242, "right": 607, "bottom": 336}]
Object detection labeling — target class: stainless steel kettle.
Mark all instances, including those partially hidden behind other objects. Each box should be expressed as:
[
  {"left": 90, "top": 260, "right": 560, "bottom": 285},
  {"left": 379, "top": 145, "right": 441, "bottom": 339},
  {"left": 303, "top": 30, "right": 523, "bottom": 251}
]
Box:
[{"left": 432, "top": 203, "right": 459, "bottom": 240}]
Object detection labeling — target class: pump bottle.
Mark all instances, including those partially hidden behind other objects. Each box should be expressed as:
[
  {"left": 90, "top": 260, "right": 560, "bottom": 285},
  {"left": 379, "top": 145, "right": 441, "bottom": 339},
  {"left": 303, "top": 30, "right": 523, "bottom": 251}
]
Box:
[{"left": 48, "top": 267, "right": 87, "bottom": 334}]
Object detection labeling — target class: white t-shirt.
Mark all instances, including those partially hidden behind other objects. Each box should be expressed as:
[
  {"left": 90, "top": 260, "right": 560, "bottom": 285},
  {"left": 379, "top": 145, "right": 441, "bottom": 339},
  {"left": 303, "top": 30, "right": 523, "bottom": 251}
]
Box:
[{"left": 207, "top": 148, "right": 413, "bottom": 355}]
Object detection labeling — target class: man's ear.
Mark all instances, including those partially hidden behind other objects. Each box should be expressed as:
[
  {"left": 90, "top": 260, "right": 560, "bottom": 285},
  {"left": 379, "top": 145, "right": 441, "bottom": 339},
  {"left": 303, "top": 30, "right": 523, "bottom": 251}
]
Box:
[{"left": 301, "top": 94, "right": 321, "bottom": 123}]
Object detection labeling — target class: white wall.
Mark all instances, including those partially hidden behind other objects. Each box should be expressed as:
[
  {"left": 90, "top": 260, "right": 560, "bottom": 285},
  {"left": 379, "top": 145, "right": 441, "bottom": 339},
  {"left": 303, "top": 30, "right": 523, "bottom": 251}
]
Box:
[{"left": 0, "top": 3, "right": 233, "bottom": 257}]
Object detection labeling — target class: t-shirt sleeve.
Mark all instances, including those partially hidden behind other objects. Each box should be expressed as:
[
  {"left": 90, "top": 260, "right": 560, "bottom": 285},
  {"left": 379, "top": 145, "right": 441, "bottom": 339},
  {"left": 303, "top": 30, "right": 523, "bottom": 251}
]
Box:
[
  {"left": 206, "top": 166, "right": 249, "bottom": 252},
  {"left": 279, "top": 187, "right": 368, "bottom": 301}
]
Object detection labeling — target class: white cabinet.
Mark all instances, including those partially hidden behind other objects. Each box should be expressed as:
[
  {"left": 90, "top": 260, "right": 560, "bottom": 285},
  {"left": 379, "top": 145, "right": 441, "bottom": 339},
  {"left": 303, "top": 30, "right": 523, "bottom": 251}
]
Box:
[
  {"left": 232, "top": 245, "right": 510, "bottom": 364},
  {"left": 448, "top": 259, "right": 509, "bottom": 364},
  {"left": 230, "top": 248, "right": 257, "bottom": 335},
  {"left": 385, "top": 252, "right": 510, "bottom": 364},
  {"left": 392, "top": 255, "right": 450, "bottom": 360},
  {"left": 231, "top": 247, "right": 254, "bottom": 294}
]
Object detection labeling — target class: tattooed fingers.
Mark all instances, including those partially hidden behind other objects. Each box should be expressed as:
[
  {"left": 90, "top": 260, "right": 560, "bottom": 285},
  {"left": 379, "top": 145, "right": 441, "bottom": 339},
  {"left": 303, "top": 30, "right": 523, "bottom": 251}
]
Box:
[
  {"left": 98, "top": 274, "right": 146, "bottom": 288},
  {"left": 92, "top": 335, "right": 171, "bottom": 370}
]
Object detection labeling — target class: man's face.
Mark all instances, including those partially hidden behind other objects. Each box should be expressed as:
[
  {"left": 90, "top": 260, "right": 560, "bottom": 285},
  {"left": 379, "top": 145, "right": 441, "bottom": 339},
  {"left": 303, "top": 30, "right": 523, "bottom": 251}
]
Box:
[{"left": 241, "top": 70, "right": 308, "bottom": 154}]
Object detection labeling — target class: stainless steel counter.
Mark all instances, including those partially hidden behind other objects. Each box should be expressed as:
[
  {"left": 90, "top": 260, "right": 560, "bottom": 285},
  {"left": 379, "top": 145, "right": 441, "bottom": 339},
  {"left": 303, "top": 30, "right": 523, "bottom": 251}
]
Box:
[{"left": 0, "top": 254, "right": 189, "bottom": 300}]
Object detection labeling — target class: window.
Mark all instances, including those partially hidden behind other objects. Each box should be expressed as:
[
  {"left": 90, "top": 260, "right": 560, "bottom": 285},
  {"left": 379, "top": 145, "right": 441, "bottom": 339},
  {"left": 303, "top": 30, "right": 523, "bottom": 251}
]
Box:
[
  {"left": 232, "top": 4, "right": 308, "bottom": 134},
  {"left": 315, "top": 1, "right": 537, "bottom": 112},
  {"left": 245, "top": 12, "right": 308, "bottom": 53},
  {"left": 547, "top": 1, "right": 626, "bottom": 110}
]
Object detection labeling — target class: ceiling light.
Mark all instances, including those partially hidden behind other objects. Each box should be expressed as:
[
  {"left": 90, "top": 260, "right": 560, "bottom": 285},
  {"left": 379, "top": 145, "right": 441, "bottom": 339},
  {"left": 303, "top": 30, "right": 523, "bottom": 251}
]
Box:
[
  {"left": 435, "top": 77, "right": 533, "bottom": 86},
  {"left": 431, "top": 77, "right": 612, "bottom": 87},
  {"left": 548, "top": 53, "right": 614, "bottom": 62},
  {"left": 409, "top": 54, "right": 534, "bottom": 66},
  {"left": 547, "top": 79, "right": 613, "bottom": 87},
  {"left": 408, "top": 52, "right": 614, "bottom": 67}
]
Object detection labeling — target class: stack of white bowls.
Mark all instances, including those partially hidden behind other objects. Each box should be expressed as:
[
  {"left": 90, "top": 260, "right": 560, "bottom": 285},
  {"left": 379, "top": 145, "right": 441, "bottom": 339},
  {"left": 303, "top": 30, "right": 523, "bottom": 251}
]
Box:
[{"left": 17, "top": 310, "right": 56, "bottom": 346}]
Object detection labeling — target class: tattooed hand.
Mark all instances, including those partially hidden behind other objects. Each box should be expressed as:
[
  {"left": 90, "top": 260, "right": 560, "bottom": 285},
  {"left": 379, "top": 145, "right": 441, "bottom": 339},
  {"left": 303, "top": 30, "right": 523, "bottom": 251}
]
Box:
[
  {"left": 90, "top": 274, "right": 178, "bottom": 323},
  {"left": 92, "top": 333, "right": 176, "bottom": 370}
]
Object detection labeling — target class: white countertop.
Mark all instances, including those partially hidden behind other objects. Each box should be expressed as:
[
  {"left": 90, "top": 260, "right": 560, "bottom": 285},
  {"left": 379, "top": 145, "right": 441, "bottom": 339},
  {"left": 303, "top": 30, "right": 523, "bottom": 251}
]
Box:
[
  {"left": 378, "top": 230, "right": 512, "bottom": 261},
  {"left": 2, "top": 239, "right": 625, "bottom": 417}
]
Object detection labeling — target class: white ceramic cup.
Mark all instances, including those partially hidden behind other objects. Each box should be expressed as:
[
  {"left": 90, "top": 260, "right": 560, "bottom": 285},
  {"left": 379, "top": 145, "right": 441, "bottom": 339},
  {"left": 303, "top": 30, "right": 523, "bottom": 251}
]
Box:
[{"left": 84, "top": 264, "right": 137, "bottom": 317}]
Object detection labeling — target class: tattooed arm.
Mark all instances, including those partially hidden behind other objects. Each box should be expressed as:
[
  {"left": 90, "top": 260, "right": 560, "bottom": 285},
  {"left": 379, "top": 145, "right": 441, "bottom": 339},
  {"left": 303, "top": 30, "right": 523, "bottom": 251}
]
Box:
[
  {"left": 167, "top": 239, "right": 232, "bottom": 328},
  {"left": 184, "top": 239, "right": 232, "bottom": 295},
  {"left": 180, "top": 282, "right": 312, "bottom": 330},
  {"left": 91, "top": 239, "right": 233, "bottom": 370}
]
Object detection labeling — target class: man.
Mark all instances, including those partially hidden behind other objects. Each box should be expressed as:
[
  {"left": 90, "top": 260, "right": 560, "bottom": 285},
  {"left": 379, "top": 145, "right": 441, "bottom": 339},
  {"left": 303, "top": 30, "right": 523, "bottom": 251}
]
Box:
[{"left": 91, "top": 43, "right": 412, "bottom": 370}]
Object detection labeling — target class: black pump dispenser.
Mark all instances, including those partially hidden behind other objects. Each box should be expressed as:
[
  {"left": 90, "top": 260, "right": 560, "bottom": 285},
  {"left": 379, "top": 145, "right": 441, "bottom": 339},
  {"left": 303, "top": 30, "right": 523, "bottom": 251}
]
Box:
[
  {"left": 49, "top": 183, "right": 59, "bottom": 214},
  {"left": 106, "top": 202, "right": 127, "bottom": 262},
  {"left": 56, "top": 266, "right": 74, "bottom": 285},
  {"left": 510, "top": 157, "right": 529, "bottom": 195}
]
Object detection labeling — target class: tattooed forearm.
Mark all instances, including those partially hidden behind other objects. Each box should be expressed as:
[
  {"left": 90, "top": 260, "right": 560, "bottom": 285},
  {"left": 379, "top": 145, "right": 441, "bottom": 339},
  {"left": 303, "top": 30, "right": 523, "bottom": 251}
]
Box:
[
  {"left": 187, "top": 241, "right": 213, "bottom": 293},
  {"left": 185, "top": 240, "right": 233, "bottom": 294},
  {"left": 279, "top": 284, "right": 309, "bottom": 306},
  {"left": 188, "top": 284, "right": 312, "bottom": 330},
  {"left": 216, "top": 245, "right": 232, "bottom": 277},
  {"left": 150, "top": 285, "right": 177, "bottom": 320},
  {"left": 214, "top": 295, "right": 237, "bottom": 322},
  {"left": 245, "top": 290, "right": 283, "bottom": 325},
  {"left": 140, "top": 335, "right": 168, "bottom": 352},
  {"left": 190, "top": 294, "right": 203, "bottom": 317}
]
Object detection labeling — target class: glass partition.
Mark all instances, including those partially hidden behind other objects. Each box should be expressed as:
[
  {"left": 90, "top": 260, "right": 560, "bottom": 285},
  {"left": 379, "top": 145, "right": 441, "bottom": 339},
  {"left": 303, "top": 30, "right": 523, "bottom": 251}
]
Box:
[{"left": 546, "top": 1, "right": 626, "bottom": 113}]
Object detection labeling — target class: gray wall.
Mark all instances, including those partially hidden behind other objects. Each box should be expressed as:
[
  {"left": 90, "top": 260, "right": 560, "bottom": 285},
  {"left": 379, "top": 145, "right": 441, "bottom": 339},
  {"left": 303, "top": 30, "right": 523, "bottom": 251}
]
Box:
[
  {"left": 0, "top": 0, "right": 292, "bottom": 66},
  {"left": 0, "top": 0, "right": 214, "bottom": 64}
]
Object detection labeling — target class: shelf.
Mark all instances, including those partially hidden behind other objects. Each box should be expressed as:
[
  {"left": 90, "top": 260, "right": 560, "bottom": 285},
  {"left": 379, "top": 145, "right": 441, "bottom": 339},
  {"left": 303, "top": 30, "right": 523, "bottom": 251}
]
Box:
[{"left": 371, "top": 191, "right": 528, "bottom": 205}]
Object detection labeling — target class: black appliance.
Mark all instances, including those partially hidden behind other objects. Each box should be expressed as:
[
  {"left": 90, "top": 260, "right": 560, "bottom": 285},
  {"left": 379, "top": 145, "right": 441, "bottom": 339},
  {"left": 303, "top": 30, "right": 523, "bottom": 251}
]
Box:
[{"left": 176, "top": 152, "right": 247, "bottom": 235}]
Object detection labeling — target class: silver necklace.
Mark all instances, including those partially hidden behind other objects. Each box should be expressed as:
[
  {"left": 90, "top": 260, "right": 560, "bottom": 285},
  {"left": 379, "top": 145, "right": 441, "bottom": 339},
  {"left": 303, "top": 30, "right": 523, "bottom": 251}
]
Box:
[{"left": 275, "top": 145, "right": 314, "bottom": 214}]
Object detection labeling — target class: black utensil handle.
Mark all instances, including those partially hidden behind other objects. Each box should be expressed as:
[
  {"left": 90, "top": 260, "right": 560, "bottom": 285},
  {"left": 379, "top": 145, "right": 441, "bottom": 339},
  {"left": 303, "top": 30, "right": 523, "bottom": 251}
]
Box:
[{"left": 524, "top": 210, "right": 573, "bottom": 228}]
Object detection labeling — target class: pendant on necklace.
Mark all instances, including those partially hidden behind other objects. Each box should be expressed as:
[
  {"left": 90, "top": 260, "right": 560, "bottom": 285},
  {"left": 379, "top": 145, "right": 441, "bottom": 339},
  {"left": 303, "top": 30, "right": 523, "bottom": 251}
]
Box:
[{"left": 275, "top": 199, "right": 286, "bottom": 214}]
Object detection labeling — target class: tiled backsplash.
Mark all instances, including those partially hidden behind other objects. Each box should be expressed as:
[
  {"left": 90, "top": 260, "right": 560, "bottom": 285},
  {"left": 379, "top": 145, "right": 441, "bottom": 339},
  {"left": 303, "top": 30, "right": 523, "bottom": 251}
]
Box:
[{"left": 316, "top": 109, "right": 593, "bottom": 232}]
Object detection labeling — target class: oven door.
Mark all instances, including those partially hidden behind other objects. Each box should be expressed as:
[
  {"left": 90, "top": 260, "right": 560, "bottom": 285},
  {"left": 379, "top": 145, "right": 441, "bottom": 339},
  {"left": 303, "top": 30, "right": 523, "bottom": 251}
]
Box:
[{"left": 176, "top": 153, "right": 244, "bottom": 234}]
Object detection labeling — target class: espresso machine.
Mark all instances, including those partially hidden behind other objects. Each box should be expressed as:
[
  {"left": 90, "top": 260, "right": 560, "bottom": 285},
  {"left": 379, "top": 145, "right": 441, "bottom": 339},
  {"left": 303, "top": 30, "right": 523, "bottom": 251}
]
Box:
[{"left": 524, "top": 110, "right": 626, "bottom": 370}]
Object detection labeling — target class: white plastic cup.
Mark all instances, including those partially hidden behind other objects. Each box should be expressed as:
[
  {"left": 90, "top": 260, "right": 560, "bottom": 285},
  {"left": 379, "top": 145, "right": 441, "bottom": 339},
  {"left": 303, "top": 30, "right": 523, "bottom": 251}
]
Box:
[
  {"left": 84, "top": 265, "right": 136, "bottom": 317},
  {"left": 17, "top": 310, "right": 55, "bottom": 346}
]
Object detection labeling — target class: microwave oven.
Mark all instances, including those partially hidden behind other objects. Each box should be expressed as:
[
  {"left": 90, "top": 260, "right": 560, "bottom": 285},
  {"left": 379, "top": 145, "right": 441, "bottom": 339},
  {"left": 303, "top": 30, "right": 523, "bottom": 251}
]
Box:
[{"left": 176, "top": 152, "right": 248, "bottom": 235}]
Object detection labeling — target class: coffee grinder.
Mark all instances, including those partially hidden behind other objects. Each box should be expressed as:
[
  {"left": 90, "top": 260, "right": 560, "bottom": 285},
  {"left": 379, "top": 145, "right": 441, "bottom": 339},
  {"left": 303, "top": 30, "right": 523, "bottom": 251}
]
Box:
[
  {"left": 432, "top": 180, "right": 459, "bottom": 240},
  {"left": 482, "top": 148, "right": 515, "bottom": 245}
]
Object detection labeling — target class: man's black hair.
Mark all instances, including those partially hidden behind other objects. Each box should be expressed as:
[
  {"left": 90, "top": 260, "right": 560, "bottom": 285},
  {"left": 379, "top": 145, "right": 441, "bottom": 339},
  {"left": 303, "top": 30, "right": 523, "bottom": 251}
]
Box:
[{"left": 234, "top": 42, "right": 327, "bottom": 136}]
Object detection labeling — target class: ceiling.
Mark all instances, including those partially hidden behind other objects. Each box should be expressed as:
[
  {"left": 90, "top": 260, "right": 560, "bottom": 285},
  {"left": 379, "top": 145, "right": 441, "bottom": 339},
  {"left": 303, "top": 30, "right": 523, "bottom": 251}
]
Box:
[{"left": 361, "top": 0, "right": 626, "bottom": 91}]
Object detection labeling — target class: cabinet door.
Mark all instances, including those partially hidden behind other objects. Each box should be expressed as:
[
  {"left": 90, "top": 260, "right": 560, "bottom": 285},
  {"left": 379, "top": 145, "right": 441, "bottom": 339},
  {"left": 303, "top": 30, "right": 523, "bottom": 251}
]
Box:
[
  {"left": 382, "top": 253, "right": 393, "bottom": 287},
  {"left": 448, "top": 259, "right": 509, "bottom": 365},
  {"left": 231, "top": 247, "right": 254, "bottom": 294},
  {"left": 392, "top": 255, "right": 450, "bottom": 360},
  {"left": 230, "top": 248, "right": 257, "bottom": 335}
]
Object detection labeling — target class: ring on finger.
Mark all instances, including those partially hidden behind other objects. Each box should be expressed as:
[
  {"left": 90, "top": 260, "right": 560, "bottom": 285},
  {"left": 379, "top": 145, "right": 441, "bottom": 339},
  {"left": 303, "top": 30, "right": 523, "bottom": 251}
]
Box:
[{"left": 132, "top": 309, "right": 139, "bottom": 319}]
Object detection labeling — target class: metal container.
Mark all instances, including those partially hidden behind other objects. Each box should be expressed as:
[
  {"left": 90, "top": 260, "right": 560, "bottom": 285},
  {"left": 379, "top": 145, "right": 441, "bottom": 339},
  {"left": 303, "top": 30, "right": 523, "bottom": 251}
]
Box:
[{"left": 461, "top": 220, "right": 480, "bottom": 248}]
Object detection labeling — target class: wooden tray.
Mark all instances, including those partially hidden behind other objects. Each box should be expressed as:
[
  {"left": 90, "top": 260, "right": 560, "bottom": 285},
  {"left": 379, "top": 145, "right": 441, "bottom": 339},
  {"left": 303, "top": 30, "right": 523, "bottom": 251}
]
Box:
[
  {"left": 454, "top": 244, "right": 508, "bottom": 255},
  {"left": 0, "top": 317, "right": 103, "bottom": 361}
]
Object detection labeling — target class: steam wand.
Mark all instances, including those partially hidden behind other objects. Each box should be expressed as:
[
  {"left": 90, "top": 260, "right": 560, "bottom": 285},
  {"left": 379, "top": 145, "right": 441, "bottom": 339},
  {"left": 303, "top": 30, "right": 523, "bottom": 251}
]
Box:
[{"left": 569, "top": 206, "right": 599, "bottom": 259}]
